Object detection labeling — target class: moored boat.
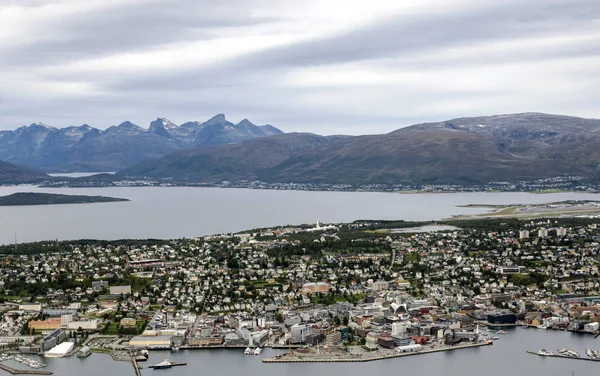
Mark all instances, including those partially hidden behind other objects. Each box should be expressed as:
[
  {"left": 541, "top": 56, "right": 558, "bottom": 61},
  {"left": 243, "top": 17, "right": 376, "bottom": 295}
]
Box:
[{"left": 152, "top": 359, "right": 174, "bottom": 369}]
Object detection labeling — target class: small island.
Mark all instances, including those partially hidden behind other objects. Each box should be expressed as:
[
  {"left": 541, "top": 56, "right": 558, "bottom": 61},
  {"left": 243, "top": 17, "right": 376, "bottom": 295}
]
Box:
[{"left": 0, "top": 192, "right": 129, "bottom": 206}]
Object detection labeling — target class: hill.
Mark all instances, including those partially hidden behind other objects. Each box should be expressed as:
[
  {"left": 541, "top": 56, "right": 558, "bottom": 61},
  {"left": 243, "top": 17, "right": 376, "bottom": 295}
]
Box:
[
  {"left": 119, "top": 113, "right": 600, "bottom": 186},
  {"left": 119, "top": 133, "right": 339, "bottom": 181},
  {"left": 0, "top": 161, "right": 49, "bottom": 184},
  {"left": 0, "top": 192, "right": 128, "bottom": 206}
]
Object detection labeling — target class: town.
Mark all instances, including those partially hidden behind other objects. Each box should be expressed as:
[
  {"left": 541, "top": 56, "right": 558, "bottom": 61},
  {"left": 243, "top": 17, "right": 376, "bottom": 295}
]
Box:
[
  {"left": 0, "top": 216, "right": 600, "bottom": 365},
  {"left": 39, "top": 175, "right": 599, "bottom": 193}
]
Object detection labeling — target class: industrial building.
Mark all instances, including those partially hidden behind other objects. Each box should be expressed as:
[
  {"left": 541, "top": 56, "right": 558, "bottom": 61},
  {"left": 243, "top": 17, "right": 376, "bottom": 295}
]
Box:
[
  {"left": 129, "top": 335, "right": 172, "bottom": 349},
  {"left": 45, "top": 341, "right": 74, "bottom": 358}
]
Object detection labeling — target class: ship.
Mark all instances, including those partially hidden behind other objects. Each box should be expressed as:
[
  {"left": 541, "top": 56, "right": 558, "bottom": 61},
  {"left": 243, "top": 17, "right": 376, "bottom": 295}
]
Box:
[
  {"left": 538, "top": 349, "right": 553, "bottom": 356},
  {"left": 152, "top": 359, "right": 174, "bottom": 369}
]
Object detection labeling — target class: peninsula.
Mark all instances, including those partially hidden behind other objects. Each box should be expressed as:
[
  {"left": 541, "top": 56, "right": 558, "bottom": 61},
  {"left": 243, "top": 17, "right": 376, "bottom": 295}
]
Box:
[{"left": 0, "top": 192, "right": 129, "bottom": 206}]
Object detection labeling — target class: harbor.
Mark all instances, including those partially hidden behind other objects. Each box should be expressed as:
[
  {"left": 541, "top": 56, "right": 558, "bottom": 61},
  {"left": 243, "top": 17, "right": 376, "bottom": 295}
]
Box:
[{"left": 2, "top": 328, "right": 600, "bottom": 375}]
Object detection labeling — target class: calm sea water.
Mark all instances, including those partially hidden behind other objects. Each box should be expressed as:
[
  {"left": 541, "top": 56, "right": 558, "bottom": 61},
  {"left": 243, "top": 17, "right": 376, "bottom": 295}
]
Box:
[
  {"left": 0, "top": 187, "right": 599, "bottom": 244},
  {"left": 7, "top": 329, "right": 599, "bottom": 376}
]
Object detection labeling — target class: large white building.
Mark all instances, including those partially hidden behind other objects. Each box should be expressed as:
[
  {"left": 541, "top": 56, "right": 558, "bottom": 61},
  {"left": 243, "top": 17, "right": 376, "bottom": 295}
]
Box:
[
  {"left": 110, "top": 285, "right": 132, "bottom": 295},
  {"left": 61, "top": 314, "right": 73, "bottom": 327},
  {"left": 67, "top": 320, "right": 99, "bottom": 330},
  {"left": 19, "top": 303, "right": 41, "bottom": 312}
]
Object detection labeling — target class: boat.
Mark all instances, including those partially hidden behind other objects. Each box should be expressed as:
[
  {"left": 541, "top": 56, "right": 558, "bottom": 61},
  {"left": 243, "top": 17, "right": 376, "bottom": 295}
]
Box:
[
  {"left": 152, "top": 359, "right": 174, "bottom": 369},
  {"left": 497, "top": 330, "right": 508, "bottom": 335},
  {"left": 491, "top": 336, "right": 499, "bottom": 340},
  {"left": 141, "top": 350, "right": 149, "bottom": 359},
  {"left": 538, "top": 349, "right": 553, "bottom": 356},
  {"left": 253, "top": 347, "right": 262, "bottom": 355},
  {"left": 566, "top": 349, "right": 580, "bottom": 358},
  {"left": 536, "top": 325, "right": 547, "bottom": 330},
  {"left": 244, "top": 347, "right": 253, "bottom": 355},
  {"left": 586, "top": 349, "right": 594, "bottom": 358},
  {"left": 171, "top": 346, "right": 180, "bottom": 352}
]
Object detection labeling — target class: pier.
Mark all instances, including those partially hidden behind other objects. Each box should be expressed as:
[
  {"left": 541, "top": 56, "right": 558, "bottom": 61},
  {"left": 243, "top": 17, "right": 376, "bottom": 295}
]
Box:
[
  {"left": 263, "top": 341, "right": 491, "bottom": 363},
  {"left": 0, "top": 363, "right": 53, "bottom": 375},
  {"left": 526, "top": 350, "right": 600, "bottom": 363}
]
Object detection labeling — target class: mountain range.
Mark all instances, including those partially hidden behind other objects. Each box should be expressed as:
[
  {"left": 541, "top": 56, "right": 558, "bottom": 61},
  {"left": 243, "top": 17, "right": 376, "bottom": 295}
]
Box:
[
  {"left": 120, "top": 113, "right": 600, "bottom": 186},
  {"left": 0, "top": 114, "right": 282, "bottom": 172},
  {"left": 2, "top": 112, "right": 600, "bottom": 187}
]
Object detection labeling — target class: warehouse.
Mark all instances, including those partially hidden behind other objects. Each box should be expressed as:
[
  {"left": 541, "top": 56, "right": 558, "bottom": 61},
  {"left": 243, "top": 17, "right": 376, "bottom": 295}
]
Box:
[
  {"left": 129, "top": 335, "right": 172, "bottom": 349},
  {"left": 45, "top": 341, "right": 74, "bottom": 358}
]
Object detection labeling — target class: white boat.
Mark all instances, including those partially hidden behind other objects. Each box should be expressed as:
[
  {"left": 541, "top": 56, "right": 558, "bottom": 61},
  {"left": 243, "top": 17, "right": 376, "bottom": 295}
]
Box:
[
  {"left": 586, "top": 349, "right": 594, "bottom": 358},
  {"left": 244, "top": 347, "right": 253, "bottom": 355},
  {"left": 253, "top": 347, "right": 262, "bottom": 355},
  {"left": 566, "top": 349, "right": 580, "bottom": 358},
  {"left": 491, "top": 336, "right": 499, "bottom": 340},
  {"left": 152, "top": 359, "right": 174, "bottom": 369},
  {"left": 538, "top": 349, "right": 553, "bottom": 356},
  {"left": 536, "top": 325, "right": 547, "bottom": 330}
]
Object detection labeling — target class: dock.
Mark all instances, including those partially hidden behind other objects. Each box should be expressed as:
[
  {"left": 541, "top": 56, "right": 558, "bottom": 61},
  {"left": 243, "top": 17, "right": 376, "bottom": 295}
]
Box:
[
  {"left": 526, "top": 350, "right": 600, "bottom": 362},
  {"left": 130, "top": 351, "right": 142, "bottom": 376},
  {"left": 0, "top": 363, "right": 53, "bottom": 375},
  {"left": 263, "top": 341, "right": 491, "bottom": 363},
  {"left": 147, "top": 362, "right": 187, "bottom": 369}
]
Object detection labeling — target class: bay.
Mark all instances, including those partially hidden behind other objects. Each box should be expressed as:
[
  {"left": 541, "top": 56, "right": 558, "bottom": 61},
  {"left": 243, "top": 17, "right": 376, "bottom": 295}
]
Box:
[
  {"left": 20, "top": 329, "right": 600, "bottom": 376},
  {"left": 0, "top": 187, "right": 599, "bottom": 245}
]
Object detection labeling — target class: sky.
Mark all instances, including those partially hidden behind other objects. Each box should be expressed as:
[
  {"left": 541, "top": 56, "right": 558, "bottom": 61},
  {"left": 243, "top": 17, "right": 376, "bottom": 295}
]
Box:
[{"left": 1, "top": 0, "right": 599, "bottom": 135}]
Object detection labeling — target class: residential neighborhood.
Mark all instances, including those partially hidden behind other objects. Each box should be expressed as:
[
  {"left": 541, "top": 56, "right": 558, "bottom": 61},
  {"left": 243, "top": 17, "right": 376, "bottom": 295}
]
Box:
[{"left": 1, "top": 217, "right": 600, "bottom": 361}]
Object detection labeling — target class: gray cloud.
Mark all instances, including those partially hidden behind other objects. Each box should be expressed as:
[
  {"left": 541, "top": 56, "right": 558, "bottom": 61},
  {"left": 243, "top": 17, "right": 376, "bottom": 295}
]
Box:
[{"left": 1, "top": 0, "right": 600, "bottom": 134}]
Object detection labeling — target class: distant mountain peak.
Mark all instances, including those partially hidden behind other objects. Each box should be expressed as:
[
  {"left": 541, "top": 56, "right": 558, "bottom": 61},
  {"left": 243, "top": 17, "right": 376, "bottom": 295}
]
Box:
[
  {"left": 206, "top": 113, "right": 227, "bottom": 124},
  {"left": 30, "top": 122, "right": 54, "bottom": 129},
  {"left": 117, "top": 121, "right": 139, "bottom": 128},
  {"left": 155, "top": 117, "right": 178, "bottom": 129},
  {"left": 149, "top": 118, "right": 175, "bottom": 138},
  {"left": 237, "top": 118, "right": 254, "bottom": 126}
]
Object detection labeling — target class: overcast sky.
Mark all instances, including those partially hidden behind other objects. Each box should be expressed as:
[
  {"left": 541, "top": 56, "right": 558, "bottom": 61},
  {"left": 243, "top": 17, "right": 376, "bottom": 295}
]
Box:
[{"left": 1, "top": 0, "right": 599, "bottom": 134}]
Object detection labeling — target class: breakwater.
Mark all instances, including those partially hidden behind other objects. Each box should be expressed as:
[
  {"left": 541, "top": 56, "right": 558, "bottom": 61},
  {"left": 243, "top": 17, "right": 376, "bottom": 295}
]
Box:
[
  {"left": 263, "top": 341, "right": 491, "bottom": 363},
  {"left": 0, "top": 363, "right": 53, "bottom": 375},
  {"left": 526, "top": 350, "right": 600, "bottom": 363}
]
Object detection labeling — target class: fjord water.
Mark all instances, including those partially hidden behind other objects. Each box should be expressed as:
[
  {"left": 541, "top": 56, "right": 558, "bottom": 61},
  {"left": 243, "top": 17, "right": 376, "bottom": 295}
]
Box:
[
  {"left": 0, "top": 186, "right": 600, "bottom": 244},
  {"left": 0, "top": 186, "right": 599, "bottom": 244},
  {"left": 16, "top": 328, "right": 600, "bottom": 376}
]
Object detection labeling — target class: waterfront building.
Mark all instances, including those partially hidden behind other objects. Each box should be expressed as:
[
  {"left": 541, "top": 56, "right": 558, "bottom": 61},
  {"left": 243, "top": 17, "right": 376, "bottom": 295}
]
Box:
[
  {"left": 487, "top": 312, "right": 517, "bottom": 325},
  {"left": 290, "top": 324, "right": 313, "bottom": 344},
  {"left": 129, "top": 335, "right": 172, "bottom": 349}
]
